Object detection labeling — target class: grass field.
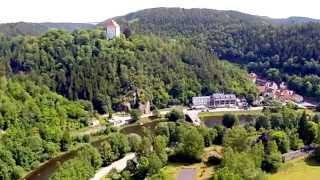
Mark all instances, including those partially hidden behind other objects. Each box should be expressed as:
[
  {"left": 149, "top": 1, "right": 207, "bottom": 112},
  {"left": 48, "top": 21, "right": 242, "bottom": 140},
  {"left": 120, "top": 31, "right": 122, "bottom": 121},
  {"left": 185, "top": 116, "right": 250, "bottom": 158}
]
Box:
[
  {"left": 198, "top": 109, "right": 262, "bottom": 119},
  {"left": 268, "top": 157, "right": 320, "bottom": 180}
]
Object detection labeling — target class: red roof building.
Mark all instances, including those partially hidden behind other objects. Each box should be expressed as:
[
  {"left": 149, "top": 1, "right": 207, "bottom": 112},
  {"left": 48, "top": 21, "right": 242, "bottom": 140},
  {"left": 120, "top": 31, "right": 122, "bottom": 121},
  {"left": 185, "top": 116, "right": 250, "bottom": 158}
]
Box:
[
  {"left": 105, "top": 20, "right": 120, "bottom": 40},
  {"left": 106, "top": 20, "right": 120, "bottom": 28}
]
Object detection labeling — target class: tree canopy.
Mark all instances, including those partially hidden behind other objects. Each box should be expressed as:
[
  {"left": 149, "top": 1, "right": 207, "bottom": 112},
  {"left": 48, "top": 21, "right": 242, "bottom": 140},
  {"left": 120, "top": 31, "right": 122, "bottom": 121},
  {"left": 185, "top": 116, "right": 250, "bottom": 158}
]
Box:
[
  {"left": 0, "top": 29, "right": 256, "bottom": 113},
  {"left": 0, "top": 77, "right": 91, "bottom": 178},
  {"left": 116, "top": 7, "right": 320, "bottom": 100}
]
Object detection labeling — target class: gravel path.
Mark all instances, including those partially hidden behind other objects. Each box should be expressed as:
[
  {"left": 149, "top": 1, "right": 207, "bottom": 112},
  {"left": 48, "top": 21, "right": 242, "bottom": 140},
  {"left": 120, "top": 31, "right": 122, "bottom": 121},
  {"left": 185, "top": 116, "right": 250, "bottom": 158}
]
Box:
[
  {"left": 90, "top": 153, "right": 136, "bottom": 180},
  {"left": 282, "top": 147, "right": 315, "bottom": 162}
]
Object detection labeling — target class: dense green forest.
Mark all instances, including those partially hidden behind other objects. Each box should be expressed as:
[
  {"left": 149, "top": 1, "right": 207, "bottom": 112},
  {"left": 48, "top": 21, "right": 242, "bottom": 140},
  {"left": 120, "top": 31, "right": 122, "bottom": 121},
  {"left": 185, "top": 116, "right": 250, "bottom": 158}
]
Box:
[
  {"left": 114, "top": 7, "right": 320, "bottom": 100},
  {"left": 3, "top": 7, "right": 320, "bottom": 179},
  {"left": 0, "top": 76, "right": 92, "bottom": 179},
  {"left": 0, "top": 29, "right": 256, "bottom": 113}
]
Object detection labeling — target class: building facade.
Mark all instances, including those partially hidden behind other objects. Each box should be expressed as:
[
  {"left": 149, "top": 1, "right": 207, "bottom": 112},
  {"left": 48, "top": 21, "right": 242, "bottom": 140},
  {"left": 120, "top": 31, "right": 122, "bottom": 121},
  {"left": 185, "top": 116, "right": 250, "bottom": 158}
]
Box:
[
  {"left": 192, "top": 96, "right": 211, "bottom": 108},
  {"left": 192, "top": 93, "right": 237, "bottom": 108},
  {"left": 106, "top": 20, "right": 120, "bottom": 40},
  {"left": 258, "top": 81, "right": 304, "bottom": 103}
]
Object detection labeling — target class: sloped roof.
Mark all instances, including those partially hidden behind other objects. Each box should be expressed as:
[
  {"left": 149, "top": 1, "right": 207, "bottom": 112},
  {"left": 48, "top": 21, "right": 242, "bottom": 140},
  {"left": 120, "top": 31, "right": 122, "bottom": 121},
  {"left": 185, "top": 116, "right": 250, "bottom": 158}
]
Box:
[{"left": 106, "top": 20, "right": 120, "bottom": 28}]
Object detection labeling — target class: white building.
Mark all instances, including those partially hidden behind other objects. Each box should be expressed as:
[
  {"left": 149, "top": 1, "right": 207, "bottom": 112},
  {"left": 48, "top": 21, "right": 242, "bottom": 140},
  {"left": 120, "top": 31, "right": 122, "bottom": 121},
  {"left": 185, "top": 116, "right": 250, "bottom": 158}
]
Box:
[
  {"left": 192, "top": 93, "right": 237, "bottom": 108},
  {"left": 106, "top": 20, "right": 120, "bottom": 40},
  {"left": 109, "top": 116, "right": 132, "bottom": 127},
  {"left": 192, "top": 96, "right": 211, "bottom": 108}
]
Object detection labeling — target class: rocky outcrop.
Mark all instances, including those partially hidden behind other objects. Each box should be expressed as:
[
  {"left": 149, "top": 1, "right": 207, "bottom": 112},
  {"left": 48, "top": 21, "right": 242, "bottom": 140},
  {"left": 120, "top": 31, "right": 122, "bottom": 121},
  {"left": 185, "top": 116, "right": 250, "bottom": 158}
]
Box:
[{"left": 139, "top": 100, "right": 151, "bottom": 114}]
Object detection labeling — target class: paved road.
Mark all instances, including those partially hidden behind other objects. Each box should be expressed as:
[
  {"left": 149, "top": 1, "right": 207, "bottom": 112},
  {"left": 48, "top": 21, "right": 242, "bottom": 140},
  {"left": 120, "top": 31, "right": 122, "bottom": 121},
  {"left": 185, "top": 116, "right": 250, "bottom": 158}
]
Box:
[{"left": 90, "top": 153, "right": 136, "bottom": 180}]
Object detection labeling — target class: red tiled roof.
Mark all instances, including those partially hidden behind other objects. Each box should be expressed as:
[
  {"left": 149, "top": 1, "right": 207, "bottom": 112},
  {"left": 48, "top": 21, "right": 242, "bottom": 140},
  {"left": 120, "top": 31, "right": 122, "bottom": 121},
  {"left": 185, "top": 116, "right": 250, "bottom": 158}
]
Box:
[{"left": 106, "top": 20, "right": 119, "bottom": 27}]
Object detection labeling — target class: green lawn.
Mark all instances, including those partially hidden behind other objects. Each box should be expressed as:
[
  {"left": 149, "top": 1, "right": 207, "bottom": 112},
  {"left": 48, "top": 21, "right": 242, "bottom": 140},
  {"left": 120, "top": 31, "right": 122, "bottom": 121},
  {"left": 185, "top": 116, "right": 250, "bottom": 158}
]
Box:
[
  {"left": 268, "top": 157, "right": 320, "bottom": 180},
  {"left": 199, "top": 109, "right": 262, "bottom": 119}
]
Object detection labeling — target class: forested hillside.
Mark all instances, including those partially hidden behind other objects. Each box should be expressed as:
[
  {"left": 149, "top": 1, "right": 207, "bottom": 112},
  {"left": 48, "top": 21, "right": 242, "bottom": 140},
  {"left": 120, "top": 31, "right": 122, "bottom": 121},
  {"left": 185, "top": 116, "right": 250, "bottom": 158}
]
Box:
[
  {"left": 0, "top": 76, "right": 91, "bottom": 179},
  {"left": 0, "top": 29, "right": 256, "bottom": 113},
  {"left": 269, "top": 16, "right": 320, "bottom": 25},
  {"left": 113, "top": 7, "right": 320, "bottom": 100},
  {"left": 0, "top": 22, "right": 95, "bottom": 36},
  {"left": 0, "top": 22, "right": 48, "bottom": 36}
]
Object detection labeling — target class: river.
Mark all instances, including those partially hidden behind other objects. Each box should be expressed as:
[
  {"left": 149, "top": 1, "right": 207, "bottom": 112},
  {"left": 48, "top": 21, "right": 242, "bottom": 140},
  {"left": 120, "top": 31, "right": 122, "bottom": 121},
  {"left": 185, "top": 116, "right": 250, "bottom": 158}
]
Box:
[
  {"left": 23, "top": 120, "right": 163, "bottom": 180},
  {"left": 202, "top": 115, "right": 257, "bottom": 127}
]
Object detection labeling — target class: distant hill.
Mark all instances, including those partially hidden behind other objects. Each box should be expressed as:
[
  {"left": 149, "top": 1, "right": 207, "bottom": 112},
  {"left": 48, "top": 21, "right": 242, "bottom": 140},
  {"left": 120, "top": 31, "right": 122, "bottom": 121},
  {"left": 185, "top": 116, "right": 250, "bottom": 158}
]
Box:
[
  {"left": 2, "top": 8, "right": 319, "bottom": 37},
  {"left": 100, "top": 8, "right": 320, "bottom": 35},
  {"left": 105, "top": 7, "right": 320, "bottom": 101},
  {"left": 40, "top": 22, "right": 96, "bottom": 31},
  {"left": 0, "top": 22, "right": 95, "bottom": 36},
  {"left": 0, "top": 22, "right": 48, "bottom": 36},
  {"left": 269, "top": 16, "right": 320, "bottom": 25},
  {"left": 99, "top": 8, "right": 272, "bottom": 35}
]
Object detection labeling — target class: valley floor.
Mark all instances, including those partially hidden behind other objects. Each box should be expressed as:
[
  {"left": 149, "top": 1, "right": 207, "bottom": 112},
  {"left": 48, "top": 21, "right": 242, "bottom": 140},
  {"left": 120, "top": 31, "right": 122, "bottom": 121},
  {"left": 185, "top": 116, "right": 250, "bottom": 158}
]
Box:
[{"left": 268, "top": 157, "right": 320, "bottom": 180}]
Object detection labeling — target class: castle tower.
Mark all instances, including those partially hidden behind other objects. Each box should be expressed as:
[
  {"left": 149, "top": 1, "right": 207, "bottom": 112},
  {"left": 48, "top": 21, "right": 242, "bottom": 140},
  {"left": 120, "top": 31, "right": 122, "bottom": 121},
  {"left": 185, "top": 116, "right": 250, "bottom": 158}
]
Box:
[{"left": 106, "top": 20, "right": 120, "bottom": 40}]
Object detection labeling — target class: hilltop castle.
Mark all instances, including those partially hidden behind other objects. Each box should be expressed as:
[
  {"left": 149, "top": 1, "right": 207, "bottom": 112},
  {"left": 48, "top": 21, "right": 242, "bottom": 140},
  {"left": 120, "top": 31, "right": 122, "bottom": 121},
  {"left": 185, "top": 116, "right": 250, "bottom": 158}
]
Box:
[{"left": 105, "top": 20, "right": 120, "bottom": 40}]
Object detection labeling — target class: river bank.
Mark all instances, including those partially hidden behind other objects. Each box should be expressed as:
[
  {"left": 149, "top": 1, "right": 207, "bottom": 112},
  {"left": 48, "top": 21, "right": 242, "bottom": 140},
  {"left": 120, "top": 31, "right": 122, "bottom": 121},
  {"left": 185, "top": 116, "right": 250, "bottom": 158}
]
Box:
[
  {"left": 23, "top": 107, "right": 264, "bottom": 180},
  {"left": 23, "top": 135, "right": 111, "bottom": 180},
  {"left": 23, "top": 119, "right": 165, "bottom": 180}
]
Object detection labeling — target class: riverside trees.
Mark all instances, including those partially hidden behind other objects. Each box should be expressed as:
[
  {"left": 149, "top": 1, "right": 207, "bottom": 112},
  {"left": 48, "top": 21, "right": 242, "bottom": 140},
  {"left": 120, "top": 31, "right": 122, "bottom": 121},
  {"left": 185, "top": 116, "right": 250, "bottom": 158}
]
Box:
[{"left": 0, "top": 77, "right": 91, "bottom": 179}]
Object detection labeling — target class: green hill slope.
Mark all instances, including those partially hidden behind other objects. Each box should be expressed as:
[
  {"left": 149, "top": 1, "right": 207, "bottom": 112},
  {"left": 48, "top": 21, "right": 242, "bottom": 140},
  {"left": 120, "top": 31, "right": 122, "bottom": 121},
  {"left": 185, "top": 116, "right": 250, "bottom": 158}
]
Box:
[
  {"left": 0, "top": 29, "right": 256, "bottom": 113},
  {"left": 0, "top": 76, "right": 92, "bottom": 178},
  {"left": 111, "top": 7, "right": 320, "bottom": 100}
]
